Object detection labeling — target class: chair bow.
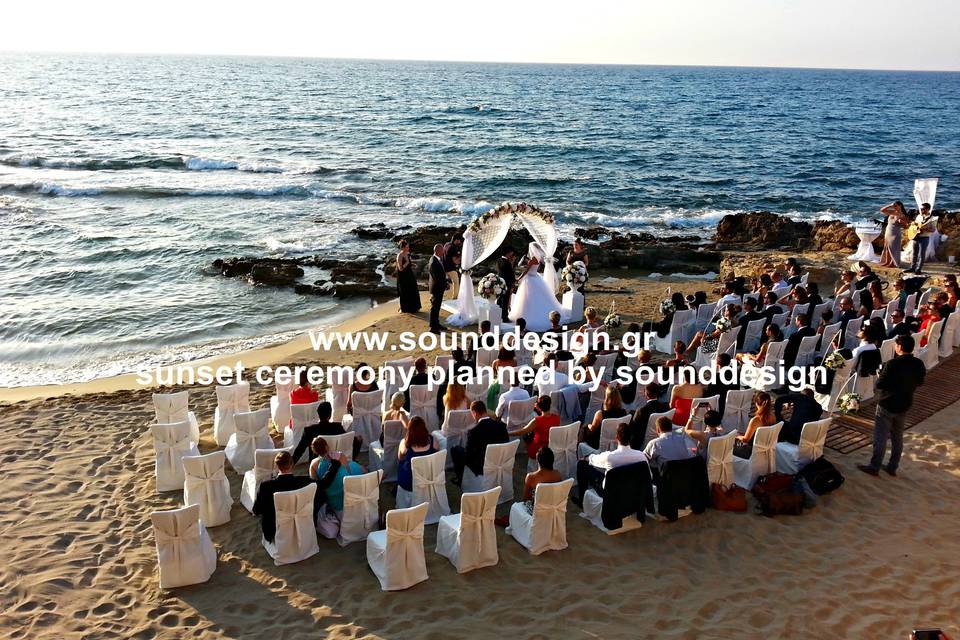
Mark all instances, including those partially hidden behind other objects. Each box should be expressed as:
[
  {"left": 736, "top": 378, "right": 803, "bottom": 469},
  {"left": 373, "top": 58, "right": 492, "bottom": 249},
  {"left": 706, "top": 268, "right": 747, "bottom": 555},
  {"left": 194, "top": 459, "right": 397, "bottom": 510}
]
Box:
[
  {"left": 155, "top": 437, "right": 193, "bottom": 456},
  {"left": 388, "top": 522, "right": 424, "bottom": 543},
  {"left": 155, "top": 519, "right": 199, "bottom": 545}
]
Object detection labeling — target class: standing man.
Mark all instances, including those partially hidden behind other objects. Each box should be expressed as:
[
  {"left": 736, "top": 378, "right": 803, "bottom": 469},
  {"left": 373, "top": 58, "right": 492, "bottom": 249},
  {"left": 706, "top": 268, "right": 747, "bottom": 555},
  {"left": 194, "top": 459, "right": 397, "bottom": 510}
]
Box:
[
  {"left": 497, "top": 248, "right": 516, "bottom": 322},
  {"left": 858, "top": 334, "right": 926, "bottom": 477},
  {"left": 443, "top": 234, "right": 462, "bottom": 300},
  {"left": 427, "top": 243, "right": 447, "bottom": 334},
  {"left": 906, "top": 203, "right": 935, "bottom": 275}
]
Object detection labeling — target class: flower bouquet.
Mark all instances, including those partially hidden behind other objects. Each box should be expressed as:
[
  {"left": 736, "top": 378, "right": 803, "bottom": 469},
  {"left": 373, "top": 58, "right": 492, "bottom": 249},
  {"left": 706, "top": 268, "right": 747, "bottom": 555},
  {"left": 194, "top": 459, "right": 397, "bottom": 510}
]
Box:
[
  {"left": 714, "top": 317, "right": 733, "bottom": 333},
  {"left": 477, "top": 273, "right": 506, "bottom": 300},
  {"left": 603, "top": 303, "right": 621, "bottom": 329},
  {"left": 561, "top": 261, "right": 588, "bottom": 289},
  {"left": 837, "top": 392, "right": 862, "bottom": 414},
  {"left": 822, "top": 352, "right": 846, "bottom": 371},
  {"left": 659, "top": 299, "right": 676, "bottom": 316}
]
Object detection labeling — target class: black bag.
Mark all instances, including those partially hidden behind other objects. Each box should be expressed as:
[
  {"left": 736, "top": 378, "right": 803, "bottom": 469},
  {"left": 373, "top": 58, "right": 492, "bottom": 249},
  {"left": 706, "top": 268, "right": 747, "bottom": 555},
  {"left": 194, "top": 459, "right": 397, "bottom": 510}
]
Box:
[{"left": 800, "top": 457, "right": 845, "bottom": 495}]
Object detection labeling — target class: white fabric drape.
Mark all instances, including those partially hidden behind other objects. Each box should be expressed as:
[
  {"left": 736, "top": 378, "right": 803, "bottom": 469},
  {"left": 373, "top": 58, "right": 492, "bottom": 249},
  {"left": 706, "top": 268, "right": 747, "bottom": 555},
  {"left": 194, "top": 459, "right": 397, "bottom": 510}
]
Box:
[
  {"left": 914, "top": 177, "right": 939, "bottom": 211},
  {"left": 151, "top": 504, "right": 217, "bottom": 589},
  {"left": 518, "top": 214, "right": 559, "bottom": 293}
]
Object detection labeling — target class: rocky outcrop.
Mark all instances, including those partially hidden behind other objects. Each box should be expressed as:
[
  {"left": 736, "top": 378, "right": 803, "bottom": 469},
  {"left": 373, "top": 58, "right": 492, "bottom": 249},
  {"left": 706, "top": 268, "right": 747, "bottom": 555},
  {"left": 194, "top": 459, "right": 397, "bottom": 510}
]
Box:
[
  {"left": 715, "top": 211, "right": 813, "bottom": 249},
  {"left": 810, "top": 220, "right": 860, "bottom": 252}
]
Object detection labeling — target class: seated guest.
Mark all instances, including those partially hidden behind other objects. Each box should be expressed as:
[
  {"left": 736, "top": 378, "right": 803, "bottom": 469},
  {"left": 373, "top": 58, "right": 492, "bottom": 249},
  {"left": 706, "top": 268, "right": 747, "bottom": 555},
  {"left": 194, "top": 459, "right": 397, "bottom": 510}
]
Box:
[
  {"left": 576, "top": 422, "right": 648, "bottom": 504},
  {"left": 774, "top": 387, "right": 823, "bottom": 444},
  {"left": 869, "top": 280, "right": 885, "bottom": 314},
  {"left": 630, "top": 383, "right": 669, "bottom": 448},
  {"left": 492, "top": 347, "right": 517, "bottom": 373},
  {"left": 308, "top": 436, "right": 364, "bottom": 514},
  {"left": 886, "top": 308, "right": 914, "bottom": 339},
  {"left": 779, "top": 284, "right": 810, "bottom": 311},
  {"left": 383, "top": 391, "right": 411, "bottom": 428},
  {"left": 934, "top": 291, "right": 954, "bottom": 320},
  {"left": 670, "top": 376, "right": 705, "bottom": 426},
  {"left": 816, "top": 308, "right": 835, "bottom": 335},
  {"left": 522, "top": 446, "right": 562, "bottom": 501},
  {"left": 754, "top": 273, "right": 774, "bottom": 297},
  {"left": 252, "top": 451, "right": 323, "bottom": 544},
  {"left": 733, "top": 392, "right": 775, "bottom": 459},
  {"left": 644, "top": 416, "right": 698, "bottom": 471},
  {"left": 686, "top": 303, "right": 739, "bottom": 355},
  {"left": 854, "top": 261, "right": 880, "bottom": 291},
  {"left": 738, "top": 323, "right": 783, "bottom": 365},
  {"left": 706, "top": 353, "right": 739, "bottom": 414},
  {"left": 683, "top": 408, "right": 726, "bottom": 447},
  {"left": 836, "top": 296, "right": 857, "bottom": 333},
  {"left": 665, "top": 340, "right": 688, "bottom": 368},
  {"left": 582, "top": 386, "right": 628, "bottom": 452},
  {"left": 717, "top": 282, "right": 742, "bottom": 308},
  {"left": 441, "top": 381, "right": 470, "bottom": 417},
  {"left": 643, "top": 292, "right": 688, "bottom": 339},
  {"left": 783, "top": 313, "right": 815, "bottom": 367},
  {"left": 761, "top": 291, "right": 783, "bottom": 326},
  {"left": 396, "top": 416, "right": 439, "bottom": 492},
  {"left": 535, "top": 352, "right": 571, "bottom": 396},
  {"left": 578, "top": 306, "right": 605, "bottom": 333},
  {"left": 293, "top": 401, "right": 362, "bottom": 464},
  {"left": 807, "top": 282, "right": 824, "bottom": 307},
  {"left": 495, "top": 374, "right": 529, "bottom": 420},
  {"left": 509, "top": 395, "right": 561, "bottom": 462},
  {"left": 547, "top": 310, "right": 564, "bottom": 333},
  {"left": 770, "top": 271, "right": 791, "bottom": 294},
  {"left": 403, "top": 356, "right": 432, "bottom": 410},
  {"left": 736, "top": 297, "right": 765, "bottom": 349},
  {"left": 786, "top": 263, "right": 803, "bottom": 286},
  {"left": 450, "top": 401, "right": 509, "bottom": 485},
  {"left": 290, "top": 370, "right": 320, "bottom": 405},
  {"left": 834, "top": 270, "right": 856, "bottom": 299}
]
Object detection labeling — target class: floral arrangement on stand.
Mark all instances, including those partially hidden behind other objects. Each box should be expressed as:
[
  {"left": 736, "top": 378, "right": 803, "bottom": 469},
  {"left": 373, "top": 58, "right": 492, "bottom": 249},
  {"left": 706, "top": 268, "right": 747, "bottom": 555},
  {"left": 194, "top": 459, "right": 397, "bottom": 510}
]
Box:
[
  {"left": 477, "top": 273, "right": 506, "bottom": 300},
  {"left": 468, "top": 201, "right": 555, "bottom": 233},
  {"left": 714, "top": 317, "right": 733, "bottom": 333},
  {"left": 822, "top": 352, "right": 846, "bottom": 371},
  {"left": 603, "top": 302, "right": 622, "bottom": 329},
  {"left": 560, "top": 260, "right": 588, "bottom": 291},
  {"left": 837, "top": 392, "right": 862, "bottom": 414}
]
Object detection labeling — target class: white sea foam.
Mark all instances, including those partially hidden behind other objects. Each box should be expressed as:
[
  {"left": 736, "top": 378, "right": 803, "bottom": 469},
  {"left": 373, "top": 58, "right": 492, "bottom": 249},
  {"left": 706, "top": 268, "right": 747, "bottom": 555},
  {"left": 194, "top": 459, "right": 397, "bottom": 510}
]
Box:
[
  {"left": 184, "top": 156, "right": 283, "bottom": 173},
  {"left": 394, "top": 197, "right": 493, "bottom": 215}
]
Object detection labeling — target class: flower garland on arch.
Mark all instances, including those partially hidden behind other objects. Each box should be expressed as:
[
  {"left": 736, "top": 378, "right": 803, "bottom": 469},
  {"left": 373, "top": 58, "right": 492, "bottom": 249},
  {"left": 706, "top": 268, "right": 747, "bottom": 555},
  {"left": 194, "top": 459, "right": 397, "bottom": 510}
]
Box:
[{"left": 467, "top": 201, "right": 555, "bottom": 233}]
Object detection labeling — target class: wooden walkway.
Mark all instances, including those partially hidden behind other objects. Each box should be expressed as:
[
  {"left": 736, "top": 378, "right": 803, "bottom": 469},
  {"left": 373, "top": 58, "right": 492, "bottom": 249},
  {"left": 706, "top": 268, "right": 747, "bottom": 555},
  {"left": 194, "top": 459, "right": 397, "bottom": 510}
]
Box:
[{"left": 827, "top": 350, "right": 960, "bottom": 454}]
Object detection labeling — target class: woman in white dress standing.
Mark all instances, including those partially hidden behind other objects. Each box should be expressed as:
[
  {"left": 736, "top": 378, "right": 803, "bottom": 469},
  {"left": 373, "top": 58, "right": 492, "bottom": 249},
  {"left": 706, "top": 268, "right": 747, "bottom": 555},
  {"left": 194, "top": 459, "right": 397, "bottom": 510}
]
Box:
[{"left": 508, "top": 256, "right": 564, "bottom": 332}]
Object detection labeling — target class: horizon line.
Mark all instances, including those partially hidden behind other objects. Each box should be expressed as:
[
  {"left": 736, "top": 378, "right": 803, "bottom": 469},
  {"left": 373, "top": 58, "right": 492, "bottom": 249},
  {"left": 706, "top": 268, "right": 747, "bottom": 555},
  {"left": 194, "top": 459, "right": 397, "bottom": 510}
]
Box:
[{"left": 2, "top": 49, "right": 960, "bottom": 74}]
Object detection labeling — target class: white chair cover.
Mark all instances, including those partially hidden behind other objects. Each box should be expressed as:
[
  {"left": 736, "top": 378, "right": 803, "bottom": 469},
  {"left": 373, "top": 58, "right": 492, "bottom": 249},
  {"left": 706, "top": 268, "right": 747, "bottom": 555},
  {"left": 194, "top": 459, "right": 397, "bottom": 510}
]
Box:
[
  {"left": 462, "top": 440, "right": 519, "bottom": 504},
  {"left": 152, "top": 421, "right": 200, "bottom": 493},
  {"left": 366, "top": 502, "right": 429, "bottom": 591},
  {"left": 549, "top": 422, "right": 580, "bottom": 482},
  {"left": 338, "top": 469, "right": 382, "bottom": 547},
  {"left": 224, "top": 408, "right": 272, "bottom": 474},
  {"left": 581, "top": 487, "right": 643, "bottom": 535},
  {"left": 434, "top": 409, "right": 475, "bottom": 451},
  {"left": 263, "top": 483, "right": 319, "bottom": 565},
  {"left": 583, "top": 384, "right": 606, "bottom": 425},
  {"left": 240, "top": 447, "right": 290, "bottom": 513},
  {"left": 381, "top": 357, "right": 414, "bottom": 412},
  {"left": 506, "top": 397, "right": 536, "bottom": 431},
  {"left": 818, "top": 323, "right": 842, "bottom": 356},
  {"left": 213, "top": 382, "right": 250, "bottom": 446},
  {"left": 741, "top": 318, "right": 767, "bottom": 354},
  {"left": 843, "top": 318, "right": 863, "bottom": 350},
  {"left": 152, "top": 391, "right": 200, "bottom": 444},
  {"left": 595, "top": 352, "right": 619, "bottom": 382},
  {"left": 395, "top": 450, "right": 450, "bottom": 525},
  {"left": 436, "top": 486, "right": 501, "bottom": 573},
  {"left": 320, "top": 431, "right": 356, "bottom": 461},
  {"left": 644, "top": 409, "right": 676, "bottom": 447},
  {"left": 814, "top": 359, "right": 853, "bottom": 412},
  {"left": 706, "top": 429, "right": 738, "bottom": 486},
  {"left": 349, "top": 390, "right": 383, "bottom": 452},
  {"left": 776, "top": 418, "right": 831, "bottom": 474},
  {"left": 284, "top": 401, "right": 321, "bottom": 457},
  {"left": 597, "top": 415, "right": 631, "bottom": 452},
  {"left": 940, "top": 311, "right": 960, "bottom": 357},
  {"left": 151, "top": 504, "right": 216, "bottom": 589},
  {"left": 326, "top": 383, "right": 351, "bottom": 423},
  {"left": 695, "top": 301, "right": 718, "bottom": 333},
  {"left": 809, "top": 302, "right": 831, "bottom": 330},
  {"left": 182, "top": 451, "right": 232, "bottom": 527},
  {"left": 465, "top": 381, "right": 489, "bottom": 403},
  {"left": 506, "top": 478, "right": 574, "bottom": 555},
  {"left": 880, "top": 337, "right": 897, "bottom": 363},
  {"left": 919, "top": 320, "right": 943, "bottom": 369},
  {"left": 745, "top": 341, "right": 787, "bottom": 392},
  {"left": 733, "top": 422, "right": 783, "bottom": 489},
  {"left": 651, "top": 309, "right": 695, "bottom": 354},
  {"left": 794, "top": 335, "right": 820, "bottom": 368},
  {"left": 686, "top": 395, "right": 720, "bottom": 431},
  {"left": 269, "top": 380, "right": 294, "bottom": 431},
  {"left": 409, "top": 384, "right": 440, "bottom": 431},
  {"left": 369, "top": 420, "right": 404, "bottom": 483},
  {"left": 721, "top": 389, "right": 754, "bottom": 433}
]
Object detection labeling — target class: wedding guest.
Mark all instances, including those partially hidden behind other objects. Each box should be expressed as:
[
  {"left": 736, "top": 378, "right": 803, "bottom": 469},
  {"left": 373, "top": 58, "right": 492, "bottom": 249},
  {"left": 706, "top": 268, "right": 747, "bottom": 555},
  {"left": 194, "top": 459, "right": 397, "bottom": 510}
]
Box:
[
  {"left": 578, "top": 307, "right": 604, "bottom": 333},
  {"left": 854, "top": 261, "right": 880, "bottom": 291},
  {"left": 441, "top": 382, "right": 470, "bottom": 417},
  {"left": 836, "top": 296, "right": 858, "bottom": 333},
  {"left": 761, "top": 291, "right": 783, "bottom": 328},
  {"left": 891, "top": 278, "right": 909, "bottom": 311},
  {"left": 644, "top": 416, "right": 697, "bottom": 471},
  {"left": 736, "top": 297, "right": 765, "bottom": 349},
  {"left": 682, "top": 408, "right": 726, "bottom": 447},
  {"left": 290, "top": 370, "right": 319, "bottom": 405},
  {"left": 770, "top": 271, "right": 790, "bottom": 294},
  {"left": 442, "top": 234, "right": 462, "bottom": 299},
  {"left": 630, "top": 383, "right": 669, "bottom": 447},
  {"left": 858, "top": 335, "right": 926, "bottom": 477},
  {"left": 834, "top": 270, "right": 856, "bottom": 299},
  {"left": 383, "top": 392, "right": 410, "bottom": 427},
  {"left": 522, "top": 447, "right": 562, "bottom": 501},
  {"left": 492, "top": 347, "right": 517, "bottom": 373},
  {"left": 670, "top": 374, "right": 705, "bottom": 426},
  {"left": 427, "top": 243, "right": 447, "bottom": 334},
  {"left": 774, "top": 387, "right": 823, "bottom": 444},
  {"left": 395, "top": 239, "right": 421, "bottom": 313},
  {"left": 403, "top": 357, "right": 431, "bottom": 409},
  {"left": 778, "top": 284, "right": 809, "bottom": 310},
  {"left": 397, "top": 416, "right": 439, "bottom": 491},
  {"left": 253, "top": 451, "right": 321, "bottom": 544},
  {"left": 547, "top": 310, "right": 563, "bottom": 333},
  {"left": 886, "top": 309, "right": 915, "bottom": 339},
  {"left": 807, "top": 282, "right": 824, "bottom": 307},
  {"left": 665, "top": 340, "right": 688, "bottom": 368},
  {"left": 582, "top": 386, "right": 627, "bottom": 452},
  {"left": 869, "top": 280, "right": 885, "bottom": 313},
  {"left": 738, "top": 324, "right": 783, "bottom": 364},
  {"left": 307, "top": 436, "right": 364, "bottom": 514},
  {"left": 783, "top": 313, "right": 815, "bottom": 368},
  {"left": 575, "top": 421, "right": 647, "bottom": 504},
  {"left": 733, "top": 392, "right": 775, "bottom": 458},
  {"left": 450, "top": 401, "right": 509, "bottom": 485},
  {"left": 786, "top": 263, "right": 803, "bottom": 286},
  {"left": 293, "top": 401, "right": 362, "bottom": 463},
  {"left": 717, "top": 282, "right": 742, "bottom": 307},
  {"left": 879, "top": 200, "right": 910, "bottom": 268},
  {"left": 346, "top": 362, "right": 379, "bottom": 413},
  {"left": 509, "top": 395, "right": 561, "bottom": 462},
  {"left": 497, "top": 248, "right": 516, "bottom": 323},
  {"left": 566, "top": 238, "right": 590, "bottom": 268},
  {"left": 495, "top": 375, "right": 529, "bottom": 421},
  {"left": 686, "top": 303, "right": 738, "bottom": 355}
]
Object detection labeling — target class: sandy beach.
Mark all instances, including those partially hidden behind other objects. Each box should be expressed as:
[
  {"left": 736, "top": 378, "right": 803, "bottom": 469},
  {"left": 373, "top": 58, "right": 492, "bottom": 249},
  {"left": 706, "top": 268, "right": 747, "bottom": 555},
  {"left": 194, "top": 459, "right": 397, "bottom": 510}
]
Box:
[{"left": 3, "top": 268, "right": 959, "bottom": 640}]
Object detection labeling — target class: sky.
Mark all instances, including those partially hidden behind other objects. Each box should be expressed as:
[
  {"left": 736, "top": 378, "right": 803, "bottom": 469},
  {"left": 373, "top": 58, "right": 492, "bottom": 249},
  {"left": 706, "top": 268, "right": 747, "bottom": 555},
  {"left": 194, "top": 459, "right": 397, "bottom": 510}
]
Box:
[{"left": 3, "top": 0, "right": 960, "bottom": 71}]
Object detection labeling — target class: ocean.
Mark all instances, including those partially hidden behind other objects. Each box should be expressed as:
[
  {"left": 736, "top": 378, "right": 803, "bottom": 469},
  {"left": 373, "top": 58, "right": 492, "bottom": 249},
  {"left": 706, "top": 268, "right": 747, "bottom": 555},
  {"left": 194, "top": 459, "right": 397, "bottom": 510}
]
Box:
[{"left": 2, "top": 54, "right": 958, "bottom": 387}]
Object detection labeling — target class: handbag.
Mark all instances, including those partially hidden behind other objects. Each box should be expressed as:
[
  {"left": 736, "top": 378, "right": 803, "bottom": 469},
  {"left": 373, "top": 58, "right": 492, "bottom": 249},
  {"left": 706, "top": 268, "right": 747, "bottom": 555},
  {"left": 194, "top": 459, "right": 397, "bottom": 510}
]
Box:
[
  {"left": 711, "top": 483, "right": 748, "bottom": 512},
  {"left": 799, "top": 457, "right": 845, "bottom": 495},
  {"left": 752, "top": 473, "right": 805, "bottom": 517}
]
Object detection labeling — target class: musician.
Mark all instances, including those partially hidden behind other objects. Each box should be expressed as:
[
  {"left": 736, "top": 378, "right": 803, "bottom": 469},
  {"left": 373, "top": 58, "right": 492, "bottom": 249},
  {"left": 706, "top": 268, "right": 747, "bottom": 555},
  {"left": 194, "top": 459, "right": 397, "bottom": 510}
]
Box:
[{"left": 905, "top": 203, "right": 935, "bottom": 275}]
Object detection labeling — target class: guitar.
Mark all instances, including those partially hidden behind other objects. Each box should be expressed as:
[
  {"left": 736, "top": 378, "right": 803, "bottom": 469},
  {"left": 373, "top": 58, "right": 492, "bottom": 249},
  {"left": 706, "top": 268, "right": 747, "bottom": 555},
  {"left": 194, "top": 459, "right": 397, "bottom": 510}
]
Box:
[{"left": 904, "top": 213, "right": 934, "bottom": 242}]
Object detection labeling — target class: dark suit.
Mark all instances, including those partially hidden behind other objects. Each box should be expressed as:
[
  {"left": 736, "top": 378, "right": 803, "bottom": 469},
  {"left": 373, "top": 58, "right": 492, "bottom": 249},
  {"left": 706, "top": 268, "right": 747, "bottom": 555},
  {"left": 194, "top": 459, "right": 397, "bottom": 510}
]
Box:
[
  {"left": 629, "top": 400, "right": 669, "bottom": 449},
  {"left": 292, "top": 420, "right": 360, "bottom": 464},
  {"left": 736, "top": 310, "right": 766, "bottom": 349},
  {"left": 427, "top": 254, "right": 447, "bottom": 332},
  {"left": 774, "top": 392, "right": 823, "bottom": 444},
  {"left": 252, "top": 471, "right": 330, "bottom": 543},
  {"left": 450, "top": 416, "right": 509, "bottom": 481},
  {"left": 854, "top": 273, "right": 879, "bottom": 291},
  {"left": 887, "top": 322, "right": 913, "bottom": 340},
  {"left": 783, "top": 325, "right": 816, "bottom": 367},
  {"left": 497, "top": 256, "right": 516, "bottom": 322}
]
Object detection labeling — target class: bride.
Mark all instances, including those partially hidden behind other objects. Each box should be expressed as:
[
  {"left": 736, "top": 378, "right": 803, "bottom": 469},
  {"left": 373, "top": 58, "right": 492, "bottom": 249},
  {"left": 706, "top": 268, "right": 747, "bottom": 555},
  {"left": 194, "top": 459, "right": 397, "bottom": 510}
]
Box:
[{"left": 508, "top": 253, "right": 564, "bottom": 332}]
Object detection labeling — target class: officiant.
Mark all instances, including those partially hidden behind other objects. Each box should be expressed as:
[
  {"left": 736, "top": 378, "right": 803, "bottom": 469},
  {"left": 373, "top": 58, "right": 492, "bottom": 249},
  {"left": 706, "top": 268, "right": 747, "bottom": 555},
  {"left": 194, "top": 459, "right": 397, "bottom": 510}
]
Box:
[{"left": 498, "top": 248, "right": 516, "bottom": 322}]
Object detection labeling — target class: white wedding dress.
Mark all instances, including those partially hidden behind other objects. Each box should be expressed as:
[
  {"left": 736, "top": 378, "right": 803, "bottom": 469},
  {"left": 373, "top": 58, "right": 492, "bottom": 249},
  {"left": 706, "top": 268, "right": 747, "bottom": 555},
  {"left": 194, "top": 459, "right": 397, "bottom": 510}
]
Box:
[{"left": 509, "top": 264, "right": 564, "bottom": 331}]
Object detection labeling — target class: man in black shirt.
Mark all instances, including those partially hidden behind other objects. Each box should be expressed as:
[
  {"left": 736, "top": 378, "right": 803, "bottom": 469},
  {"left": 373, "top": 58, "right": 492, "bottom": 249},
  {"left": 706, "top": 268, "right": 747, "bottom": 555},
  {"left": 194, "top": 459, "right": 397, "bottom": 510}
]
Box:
[
  {"left": 292, "top": 401, "right": 361, "bottom": 463},
  {"left": 450, "top": 400, "right": 509, "bottom": 484},
  {"left": 736, "top": 298, "right": 765, "bottom": 350},
  {"left": 858, "top": 335, "right": 926, "bottom": 477},
  {"left": 252, "top": 450, "right": 342, "bottom": 543},
  {"left": 629, "top": 383, "right": 669, "bottom": 450},
  {"left": 774, "top": 387, "right": 823, "bottom": 444}
]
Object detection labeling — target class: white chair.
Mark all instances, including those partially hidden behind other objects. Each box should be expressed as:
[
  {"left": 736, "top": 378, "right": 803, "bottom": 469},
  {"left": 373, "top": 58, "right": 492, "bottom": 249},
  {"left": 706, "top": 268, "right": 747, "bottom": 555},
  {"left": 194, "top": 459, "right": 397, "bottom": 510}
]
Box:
[
  {"left": 347, "top": 390, "right": 382, "bottom": 452},
  {"left": 940, "top": 311, "right": 960, "bottom": 357},
  {"left": 686, "top": 395, "right": 720, "bottom": 431},
  {"left": 369, "top": 419, "right": 404, "bottom": 483},
  {"left": 152, "top": 421, "right": 200, "bottom": 493},
  {"left": 326, "top": 382, "right": 351, "bottom": 423},
  {"left": 644, "top": 408, "right": 676, "bottom": 447},
  {"left": 744, "top": 341, "right": 787, "bottom": 392},
  {"left": 320, "top": 431, "right": 356, "bottom": 461},
  {"left": 465, "top": 382, "right": 488, "bottom": 403},
  {"left": 919, "top": 320, "right": 943, "bottom": 370},
  {"left": 213, "top": 382, "right": 250, "bottom": 446},
  {"left": 366, "top": 502, "right": 429, "bottom": 591},
  {"left": 395, "top": 449, "right": 450, "bottom": 525},
  {"left": 436, "top": 486, "right": 501, "bottom": 573},
  {"left": 432, "top": 409, "right": 475, "bottom": 452},
  {"left": 462, "top": 440, "right": 520, "bottom": 504},
  {"left": 263, "top": 484, "right": 319, "bottom": 565},
  {"left": 693, "top": 328, "right": 737, "bottom": 369},
  {"left": 880, "top": 337, "right": 897, "bottom": 363},
  {"left": 794, "top": 335, "right": 820, "bottom": 368},
  {"left": 285, "top": 401, "right": 321, "bottom": 461},
  {"left": 269, "top": 380, "right": 294, "bottom": 431},
  {"left": 381, "top": 357, "right": 414, "bottom": 412},
  {"left": 505, "top": 397, "right": 537, "bottom": 433},
  {"left": 694, "top": 301, "right": 719, "bottom": 333},
  {"left": 776, "top": 418, "right": 831, "bottom": 474},
  {"left": 903, "top": 292, "right": 918, "bottom": 317},
  {"left": 843, "top": 318, "right": 863, "bottom": 350},
  {"left": 818, "top": 322, "right": 842, "bottom": 356},
  {"left": 814, "top": 359, "right": 853, "bottom": 412},
  {"left": 547, "top": 422, "right": 579, "bottom": 481},
  {"left": 721, "top": 389, "right": 753, "bottom": 433},
  {"left": 338, "top": 469, "right": 383, "bottom": 547},
  {"left": 597, "top": 415, "right": 632, "bottom": 452},
  {"left": 870, "top": 308, "right": 886, "bottom": 323},
  {"left": 435, "top": 354, "right": 453, "bottom": 371},
  {"left": 769, "top": 312, "right": 788, "bottom": 332},
  {"left": 150, "top": 504, "right": 216, "bottom": 589},
  {"left": 918, "top": 287, "right": 933, "bottom": 309},
  {"left": 651, "top": 309, "right": 696, "bottom": 354},
  {"left": 240, "top": 447, "right": 289, "bottom": 513},
  {"left": 809, "top": 302, "right": 831, "bottom": 330},
  {"left": 582, "top": 384, "right": 606, "bottom": 424},
  {"left": 732, "top": 422, "right": 783, "bottom": 490},
  {"left": 152, "top": 391, "right": 200, "bottom": 444},
  {"left": 409, "top": 384, "right": 440, "bottom": 431},
  {"left": 785, "top": 303, "right": 811, "bottom": 337},
  {"left": 506, "top": 478, "right": 575, "bottom": 555},
  {"left": 706, "top": 429, "right": 738, "bottom": 486},
  {"left": 182, "top": 451, "right": 232, "bottom": 527},
  {"left": 595, "top": 352, "right": 619, "bottom": 383},
  {"left": 741, "top": 318, "right": 766, "bottom": 354},
  {"left": 224, "top": 408, "right": 272, "bottom": 474},
  {"left": 476, "top": 347, "right": 498, "bottom": 370}
]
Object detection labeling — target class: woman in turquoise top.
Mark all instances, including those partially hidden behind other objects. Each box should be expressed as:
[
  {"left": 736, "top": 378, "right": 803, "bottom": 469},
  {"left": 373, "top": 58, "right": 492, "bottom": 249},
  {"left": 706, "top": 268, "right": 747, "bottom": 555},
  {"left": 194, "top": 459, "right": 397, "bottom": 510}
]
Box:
[{"left": 308, "top": 437, "right": 363, "bottom": 513}]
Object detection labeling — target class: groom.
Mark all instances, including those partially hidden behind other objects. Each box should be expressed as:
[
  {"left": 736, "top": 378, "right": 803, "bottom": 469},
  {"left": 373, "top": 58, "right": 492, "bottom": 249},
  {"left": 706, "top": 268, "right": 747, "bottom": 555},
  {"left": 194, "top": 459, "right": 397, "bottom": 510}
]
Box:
[
  {"left": 428, "top": 243, "right": 447, "bottom": 334},
  {"left": 497, "top": 248, "right": 516, "bottom": 322}
]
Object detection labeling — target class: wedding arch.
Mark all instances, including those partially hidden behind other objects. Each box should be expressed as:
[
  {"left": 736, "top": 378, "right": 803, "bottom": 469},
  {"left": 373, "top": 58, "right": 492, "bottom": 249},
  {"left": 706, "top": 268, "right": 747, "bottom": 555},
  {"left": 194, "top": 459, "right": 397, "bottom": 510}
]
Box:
[{"left": 448, "top": 202, "right": 560, "bottom": 325}]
